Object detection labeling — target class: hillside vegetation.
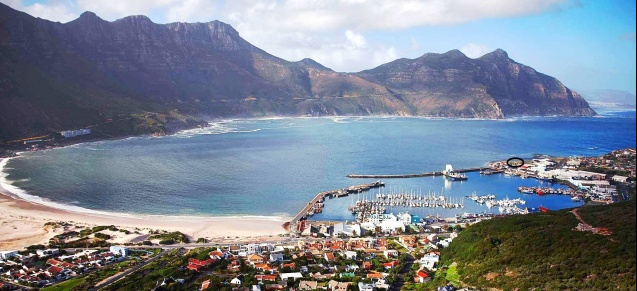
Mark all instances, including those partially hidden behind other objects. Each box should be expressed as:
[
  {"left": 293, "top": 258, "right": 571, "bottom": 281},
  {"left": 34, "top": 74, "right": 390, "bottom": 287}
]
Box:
[{"left": 435, "top": 201, "right": 636, "bottom": 290}]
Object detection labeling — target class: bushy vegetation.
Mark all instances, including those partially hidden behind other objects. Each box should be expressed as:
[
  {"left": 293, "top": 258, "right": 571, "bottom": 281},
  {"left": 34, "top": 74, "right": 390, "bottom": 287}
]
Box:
[
  {"left": 149, "top": 231, "right": 190, "bottom": 244},
  {"left": 434, "top": 201, "right": 636, "bottom": 290},
  {"left": 41, "top": 261, "right": 137, "bottom": 291},
  {"left": 103, "top": 249, "right": 197, "bottom": 291}
]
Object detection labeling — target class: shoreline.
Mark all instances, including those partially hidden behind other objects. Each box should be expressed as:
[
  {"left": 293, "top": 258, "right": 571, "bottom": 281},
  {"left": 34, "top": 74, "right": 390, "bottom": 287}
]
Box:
[
  {"left": 2, "top": 112, "right": 619, "bottom": 158},
  {"left": 0, "top": 161, "right": 290, "bottom": 251}
]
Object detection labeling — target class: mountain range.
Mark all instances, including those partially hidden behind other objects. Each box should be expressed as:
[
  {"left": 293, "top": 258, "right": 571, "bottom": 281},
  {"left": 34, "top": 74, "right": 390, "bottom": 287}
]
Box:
[
  {"left": 578, "top": 89, "right": 636, "bottom": 108},
  {"left": 0, "top": 3, "right": 595, "bottom": 141}
]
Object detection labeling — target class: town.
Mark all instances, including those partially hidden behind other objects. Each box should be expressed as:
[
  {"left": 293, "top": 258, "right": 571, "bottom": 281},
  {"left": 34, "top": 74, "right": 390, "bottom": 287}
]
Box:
[{"left": 0, "top": 149, "right": 634, "bottom": 290}]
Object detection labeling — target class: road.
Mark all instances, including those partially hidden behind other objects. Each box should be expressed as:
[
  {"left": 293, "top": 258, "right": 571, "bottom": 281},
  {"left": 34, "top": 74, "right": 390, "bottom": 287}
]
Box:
[
  {"left": 92, "top": 249, "right": 169, "bottom": 290},
  {"left": 389, "top": 254, "right": 415, "bottom": 291},
  {"left": 0, "top": 281, "right": 35, "bottom": 290}
]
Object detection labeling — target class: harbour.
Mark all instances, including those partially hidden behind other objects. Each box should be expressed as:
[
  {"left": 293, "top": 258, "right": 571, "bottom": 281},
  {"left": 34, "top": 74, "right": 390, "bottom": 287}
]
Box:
[{"left": 346, "top": 167, "right": 488, "bottom": 179}]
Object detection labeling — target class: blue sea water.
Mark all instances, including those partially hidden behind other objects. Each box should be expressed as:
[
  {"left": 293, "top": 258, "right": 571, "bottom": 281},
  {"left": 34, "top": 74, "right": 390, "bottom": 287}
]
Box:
[{"left": 2, "top": 110, "right": 635, "bottom": 220}]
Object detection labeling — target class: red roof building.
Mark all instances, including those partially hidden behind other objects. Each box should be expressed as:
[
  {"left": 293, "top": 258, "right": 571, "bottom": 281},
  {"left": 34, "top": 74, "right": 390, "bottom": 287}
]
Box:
[
  {"left": 187, "top": 258, "right": 215, "bottom": 271},
  {"left": 414, "top": 270, "right": 430, "bottom": 283},
  {"left": 201, "top": 279, "right": 211, "bottom": 290}
]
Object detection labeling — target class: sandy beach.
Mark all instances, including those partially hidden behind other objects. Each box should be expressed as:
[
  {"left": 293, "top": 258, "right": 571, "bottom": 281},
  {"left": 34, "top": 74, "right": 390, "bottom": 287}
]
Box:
[{"left": 0, "top": 158, "right": 289, "bottom": 250}]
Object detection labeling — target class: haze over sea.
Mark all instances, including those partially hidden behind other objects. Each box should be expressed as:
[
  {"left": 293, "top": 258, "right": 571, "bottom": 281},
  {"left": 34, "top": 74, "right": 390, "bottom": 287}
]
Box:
[{"left": 2, "top": 109, "right": 635, "bottom": 220}]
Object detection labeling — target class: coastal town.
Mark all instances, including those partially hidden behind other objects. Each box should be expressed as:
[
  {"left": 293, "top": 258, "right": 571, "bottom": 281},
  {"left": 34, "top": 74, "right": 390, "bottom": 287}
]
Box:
[{"left": 0, "top": 149, "right": 634, "bottom": 290}]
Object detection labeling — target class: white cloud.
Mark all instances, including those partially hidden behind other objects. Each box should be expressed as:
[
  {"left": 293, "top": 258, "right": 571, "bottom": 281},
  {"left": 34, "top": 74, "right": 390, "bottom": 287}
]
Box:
[
  {"left": 75, "top": 0, "right": 178, "bottom": 21},
  {"left": 166, "top": 0, "right": 217, "bottom": 23},
  {"left": 460, "top": 43, "right": 491, "bottom": 58},
  {"left": 220, "top": 0, "right": 571, "bottom": 32},
  {"left": 13, "top": 0, "right": 78, "bottom": 23},
  {"left": 3, "top": 0, "right": 574, "bottom": 71},
  {"left": 409, "top": 37, "right": 422, "bottom": 51},
  {"left": 345, "top": 30, "right": 367, "bottom": 48}
]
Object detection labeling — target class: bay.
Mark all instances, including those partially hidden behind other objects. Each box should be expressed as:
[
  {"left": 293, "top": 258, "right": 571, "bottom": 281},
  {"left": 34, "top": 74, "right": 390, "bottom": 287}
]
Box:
[{"left": 3, "top": 110, "right": 635, "bottom": 220}]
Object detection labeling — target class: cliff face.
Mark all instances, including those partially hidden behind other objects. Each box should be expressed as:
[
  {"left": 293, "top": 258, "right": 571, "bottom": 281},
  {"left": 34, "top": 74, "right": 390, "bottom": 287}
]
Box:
[
  {"left": 0, "top": 4, "right": 595, "bottom": 140},
  {"left": 355, "top": 49, "right": 595, "bottom": 118}
]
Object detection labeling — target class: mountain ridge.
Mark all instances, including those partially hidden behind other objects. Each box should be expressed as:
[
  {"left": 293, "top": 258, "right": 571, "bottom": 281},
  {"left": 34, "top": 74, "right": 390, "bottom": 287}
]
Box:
[{"left": 0, "top": 4, "right": 595, "bottom": 141}]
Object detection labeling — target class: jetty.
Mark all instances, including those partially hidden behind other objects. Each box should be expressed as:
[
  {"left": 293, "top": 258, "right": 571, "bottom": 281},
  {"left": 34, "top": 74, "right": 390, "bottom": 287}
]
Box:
[
  {"left": 287, "top": 181, "right": 385, "bottom": 234},
  {"left": 347, "top": 167, "right": 487, "bottom": 179}
]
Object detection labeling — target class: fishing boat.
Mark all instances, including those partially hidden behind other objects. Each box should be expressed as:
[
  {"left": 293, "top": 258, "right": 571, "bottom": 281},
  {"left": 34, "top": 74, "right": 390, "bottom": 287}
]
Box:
[{"left": 443, "top": 164, "right": 468, "bottom": 181}]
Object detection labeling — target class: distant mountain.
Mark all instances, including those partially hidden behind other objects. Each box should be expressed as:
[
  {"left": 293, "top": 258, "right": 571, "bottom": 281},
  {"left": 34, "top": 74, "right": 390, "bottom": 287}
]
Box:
[
  {"left": 0, "top": 4, "right": 595, "bottom": 141},
  {"left": 355, "top": 49, "right": 595, "bottom": 118},
  {"left": 578, "top": 89, "right": 636, "bottom": 108}
]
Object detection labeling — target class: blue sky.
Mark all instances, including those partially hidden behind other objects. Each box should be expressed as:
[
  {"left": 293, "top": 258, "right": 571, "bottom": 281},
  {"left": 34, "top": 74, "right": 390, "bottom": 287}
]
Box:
[{"left": 3, "top": 0, "right": 635, "bottom": 95}]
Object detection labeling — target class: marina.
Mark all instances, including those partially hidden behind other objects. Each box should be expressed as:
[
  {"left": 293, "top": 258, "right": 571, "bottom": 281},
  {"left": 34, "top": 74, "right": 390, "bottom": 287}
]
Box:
[
  {"left": 347, "top": 188, "right": 466, "bottom": 223},
  {"left": 286, "top": 181, "right": 386, "bottom": 234}
]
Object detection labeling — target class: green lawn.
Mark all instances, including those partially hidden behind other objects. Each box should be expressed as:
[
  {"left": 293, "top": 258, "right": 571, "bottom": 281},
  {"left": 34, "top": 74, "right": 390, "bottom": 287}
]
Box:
[
  {"left": 41, "top": 277, "right": 85, "bottom": 291},
  {"left": 445, "top": 263, "right": 460, "bottom": 285}
]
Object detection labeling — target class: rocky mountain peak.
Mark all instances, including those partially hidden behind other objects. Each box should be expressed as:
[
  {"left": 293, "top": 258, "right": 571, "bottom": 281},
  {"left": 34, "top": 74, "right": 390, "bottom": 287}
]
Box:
[
  {"left": 116, "top": 14, "right": 154, "bottom": 24},
  {"left": 480, "top": 48, "right": 510, "bottom": 60},
  {"left": 443, "top": 49, "right": 468, "bottom": 58},
  {"left": 79, "top": 11, "right": 98, "bottom": 19},
  {"left": 296, "top": 58, "right": 333, "bottom": 71}
]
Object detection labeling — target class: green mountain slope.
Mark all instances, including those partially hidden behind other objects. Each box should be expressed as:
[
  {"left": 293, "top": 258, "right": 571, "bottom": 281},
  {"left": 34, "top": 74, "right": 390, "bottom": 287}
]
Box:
[{"left": 436, "top": 201, "right": 636, "bottom": 290}]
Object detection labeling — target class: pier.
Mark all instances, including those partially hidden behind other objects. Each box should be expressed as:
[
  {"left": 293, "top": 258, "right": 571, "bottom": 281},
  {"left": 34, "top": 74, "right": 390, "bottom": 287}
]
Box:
[
  {"left": 347, "top": 167, "right": 488, "bottom": 179},
  {"left": 287, "top": 181, "right": 385, "bottom": 234}
]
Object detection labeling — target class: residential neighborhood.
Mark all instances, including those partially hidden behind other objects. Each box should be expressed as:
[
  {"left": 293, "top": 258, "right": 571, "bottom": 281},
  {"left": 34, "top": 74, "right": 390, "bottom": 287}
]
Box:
[{"left": 0, "top": 231, "right": 461, "bottom": 290}]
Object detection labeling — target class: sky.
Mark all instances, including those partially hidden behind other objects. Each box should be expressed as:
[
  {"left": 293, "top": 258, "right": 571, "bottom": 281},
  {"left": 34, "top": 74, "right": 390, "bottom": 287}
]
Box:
[{"left": 2, "top": 0, "right": 636, "bottom": 95}]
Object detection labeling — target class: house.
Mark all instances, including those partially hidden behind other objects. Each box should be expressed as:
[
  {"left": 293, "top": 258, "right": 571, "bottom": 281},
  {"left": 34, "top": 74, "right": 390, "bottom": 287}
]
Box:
[
  {"left": 280, "top": 272, "right": 304, "bottom": 280},
  {"left": 346, "top": 264, "right": 359, "bottom": 272},
  {"left": 187, "top": 258, "right": 214, "bottom": 272},
  {"left": 383, "top": 249, "right": 399, "bottom": 258},
  {"left": 46, "top": 266, "right": 64, "bottom": 276},
  {"left": 254, "top": 263, "right": 277, "bottom": 273},
  {"left": 255, "top": 274, "right": 278, "bottom": 282},
  {"left": 231, "top": 274, "right": 244, "bottom": 285},
  {"left": 358, "top": 282, "right": 375, "bottom": 291},
  {"left": 414, "top": 270, "right": 430, "bottom": 283},
  {"left": 281, "top": 262, "right": 296, "bottom": 270},
  {"left": 298, "top": 280, "right": 318, "bottom": 290},
  {"left": 612, "top": 175, "right": 629, "bottom": 183},
  {"left": 201, "top": 279, "right": 211, "bottom": 290},
  {"left": 419, "top": 252, "right": 440, "bottom": 270},
  {"left": 265, "top": 283, "right": 287, "bottom": 290},
  {"left": 36, "top": 249, "right": 60, "bottom": 257},
  {"left": 229, "top": 245, "right": 241, "bottom": 254},
  {"left": 362, "top": 261, "right": 373, "bottom": 270},
  {"left": 375, "top": 278, "right": 391, "bottom": 289},
  {"left": 209, "top": 251, "right": 225, "bottom": 260},
  {"left": 328, "top": 280, "right": 350, "bottom": 290},
  {"left": 270, "top": 253, "right": 284, "bottom": 263},
  {"left": 109, "top": 246, "right": 129, "bottom": 257},
  {"left": 324, "top": 252, "right": 335, "bottom": 262},
  {"left": 397, "top": 212, "right": 412, "bottom": 225},
  {"left": 399, "top": 236, "right": 417, "bottom": 248},
  {"left": 333, "top": 223, "right": 362, "bottom": 237},
  {"left": 343, "top": 250, "right": 357, "bottom": 260},
  {"left": 383, "top": 261, "right": 400, "bottom": 269},
  {"left": 0, "top": 250, "right": 18, "bottom": 260},
  {"left": 252, "top": 285, "right": 262, "bottom": 291},
  {"left": 439, "top": 237, "right": 453, "bottom": 248},
  {"left": 245, "top": 244, "right": 260, "bottom": 254},
  {"left": 367, "top": 272, "right": 386, "bottom": 279},
  {"left": 340, "top": 272, "right": 355, "bottom": 279},
  {"left": 247, "top": 254, "right": 265, "bottom": 265}
]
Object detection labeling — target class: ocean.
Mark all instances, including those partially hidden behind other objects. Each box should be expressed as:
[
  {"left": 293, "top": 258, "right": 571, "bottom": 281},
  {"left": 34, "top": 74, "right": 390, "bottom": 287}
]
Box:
[{"left": 2, "top": 109, "right": 635, "bottom": 220}]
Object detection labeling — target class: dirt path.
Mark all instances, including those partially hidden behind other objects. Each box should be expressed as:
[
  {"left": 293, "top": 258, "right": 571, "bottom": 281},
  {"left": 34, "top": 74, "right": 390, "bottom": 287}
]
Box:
[{"left": 571, "top": 208, "right": 612, "bottom": 235}]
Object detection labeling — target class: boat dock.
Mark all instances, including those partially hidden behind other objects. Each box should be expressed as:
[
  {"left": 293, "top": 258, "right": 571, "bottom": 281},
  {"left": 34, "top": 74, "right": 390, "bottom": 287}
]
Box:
[
  {"left": 286, "top": 181, "right": 385, "bottom": 234},
  {"left": 347, "top": 167, "right": 487, "bottom": 179}
]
